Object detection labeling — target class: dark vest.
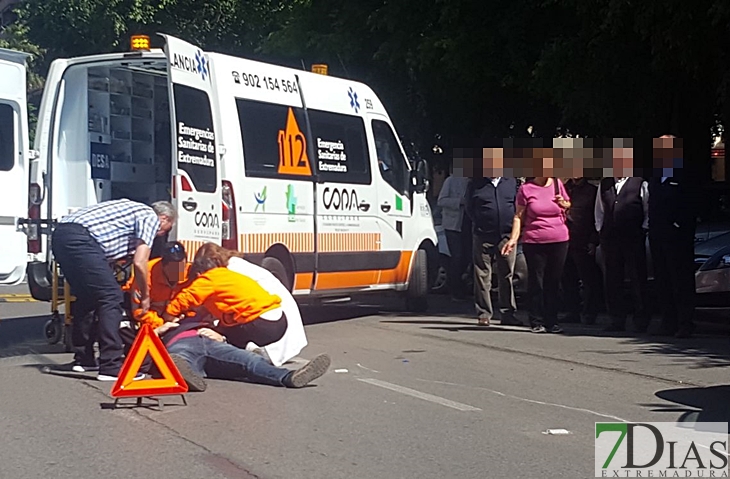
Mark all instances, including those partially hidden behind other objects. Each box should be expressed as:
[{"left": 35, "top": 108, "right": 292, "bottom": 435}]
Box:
[
  {"left": 466, "top": 177, "right": 517, "bottom": 243},
  {"left": 599, "top": 177, "right": 644, "bottom": 239}
]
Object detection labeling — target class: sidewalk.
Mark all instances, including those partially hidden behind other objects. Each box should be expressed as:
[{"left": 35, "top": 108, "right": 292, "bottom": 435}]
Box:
[{"left": 362, "top": 296, "right": 730, "bottom": 389}]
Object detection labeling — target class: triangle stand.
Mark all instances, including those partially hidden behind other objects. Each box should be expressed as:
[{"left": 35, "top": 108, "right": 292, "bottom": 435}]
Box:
[{"left": 109, "top": 323, "right": 189, "bottom": 410}]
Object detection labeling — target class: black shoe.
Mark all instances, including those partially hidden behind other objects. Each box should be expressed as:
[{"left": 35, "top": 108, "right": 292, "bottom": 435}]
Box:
[
  {"left": 604, "top": 324, "right": 626, "bottom": 332},
  {"left": 170, "top": 354, "right": 207, "bottom": 392},
  {"left": 500, "top": 314, "right": 522, "bottom": 326},
  {"left": 675, "top": 327, "right": 693, "bottom": 339},
  {"left": 548, "top": 325, "right": 564, "bottom": 334},
  {"left": 583, "top": 315, "right": 597, "bottom": 325},
  {"left": 284, "top": 354, "right": 331, "bottom": 388},
  {"left": 531, "top": 325, "right": 547, "bottom": 334},
  {"left": 652, "top": 326, "right": 678, "bottom": 337}
]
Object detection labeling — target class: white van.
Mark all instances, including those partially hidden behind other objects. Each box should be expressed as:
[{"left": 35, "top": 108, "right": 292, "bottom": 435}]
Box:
[
  {"left": 0, "top": 48, "right": 30, "bottom": 285},
  {"left": 23, "top": 35, "right": 438, "bottom": 309}
]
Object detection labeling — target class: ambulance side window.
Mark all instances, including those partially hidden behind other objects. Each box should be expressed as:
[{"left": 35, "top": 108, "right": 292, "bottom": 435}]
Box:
[
  {"left": 172, "top": 85, "right": 217, "bottom": 193},
  {"left": 309, "top": 110, "right": 371, "bottom": 185},
  {"left": 0, "top": 104, "right": 14, "bottom": 172},
  {"left": 236, "top": 98, "right": 310, "bottom": 180},
  {"left": 372, "top": 120, "right": 409, "bottom": 195}
]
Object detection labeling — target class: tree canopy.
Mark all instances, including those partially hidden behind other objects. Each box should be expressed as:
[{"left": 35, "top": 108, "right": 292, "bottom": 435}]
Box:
[{"left": 2, "top": 0, "right": 727, "bottom": 179}]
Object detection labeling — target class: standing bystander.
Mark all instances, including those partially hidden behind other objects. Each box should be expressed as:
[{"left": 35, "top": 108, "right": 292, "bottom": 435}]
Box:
[
  {"left": 648, "top": 135, "right": 697, "bottom": 338},
  {"left": 595, "top": 145, "right": 650, "bottom": 333},
  {"left": 51, "top": 199, "right": 175, "bottom": 380}
]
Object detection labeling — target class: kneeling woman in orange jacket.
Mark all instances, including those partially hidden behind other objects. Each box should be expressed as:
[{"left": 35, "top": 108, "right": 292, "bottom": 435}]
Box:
[{"left": 162, "top": 250, "right": 288, "bottom": 350}]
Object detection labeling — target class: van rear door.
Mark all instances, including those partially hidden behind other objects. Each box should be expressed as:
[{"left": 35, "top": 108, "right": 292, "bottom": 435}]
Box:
[
  {"left": 0, "top": 48, "right": 30, "bottom": 284},
  {"left": 162, "top": 35, "right": 221, "bottom": 251}
]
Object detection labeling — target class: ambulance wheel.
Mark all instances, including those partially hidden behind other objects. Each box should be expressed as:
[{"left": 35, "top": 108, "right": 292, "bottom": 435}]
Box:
[
  {"left": 44, "top": 317, "right": 63, "bottom": 345},
  {"left": 405, "top": 249, "right": 429, "bottom": 313},
  {"left": 262, "top": 256, "right": 292, "bottom": 291}
]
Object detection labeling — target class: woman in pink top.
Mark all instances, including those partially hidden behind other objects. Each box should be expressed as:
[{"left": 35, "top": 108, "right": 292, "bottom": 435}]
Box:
[{"left": 502, "top": 155, "right": 571, "bottom": 333}]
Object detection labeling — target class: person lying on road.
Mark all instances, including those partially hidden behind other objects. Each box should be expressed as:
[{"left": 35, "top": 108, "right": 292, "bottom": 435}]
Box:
[{"left": 154, "top": 319, "right": 330, "bottom": 392}]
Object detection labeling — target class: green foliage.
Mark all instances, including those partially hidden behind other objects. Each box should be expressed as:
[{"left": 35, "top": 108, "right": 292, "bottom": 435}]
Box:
[{"left": 1, "top": 0, "right": 725, "bottom": 170}]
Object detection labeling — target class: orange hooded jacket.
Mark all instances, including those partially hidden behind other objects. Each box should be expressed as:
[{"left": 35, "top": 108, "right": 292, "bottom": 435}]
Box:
[
  {"left": 124, "top": 258, "right": 192, "bottom": 328},
  {"left": 165, "top": 267, "right": 282, "bottom": 327}
]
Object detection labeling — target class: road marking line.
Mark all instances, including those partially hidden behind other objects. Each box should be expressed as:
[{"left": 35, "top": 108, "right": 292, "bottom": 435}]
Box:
[
  {"left": 356, "top": 363, "right": 379, "bottom": 373},
  {"left": 358, "top": 378, "right": 481, "bottom": 412},
  {"left": 415, "top": 378, "right": 628, "bottom": 421}
]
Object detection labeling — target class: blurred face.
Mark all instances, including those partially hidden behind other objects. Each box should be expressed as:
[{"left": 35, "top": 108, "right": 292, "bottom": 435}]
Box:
[
  {"left": 542, "top": 148, "right": 555, "bottom": 177},
  {"left": 611, "top": 148, "right": 633, "bottom": 177},
  {"left": 652, "top": 136, "right": 682, "bottom": 170},
  {"left": 162, "top": 260, "right": 186, "bottom": 283},
  {"left": 157, "top": 214, "right": 174, "bottom": 237},
  {"left": 482, "top": 148, "right": 504, "bottom": 176}
]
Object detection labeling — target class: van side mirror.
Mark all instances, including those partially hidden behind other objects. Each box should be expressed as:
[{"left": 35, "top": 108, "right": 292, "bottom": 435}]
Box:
[{"left": 412, "top": 159, "right": 429, "bottom": 194}]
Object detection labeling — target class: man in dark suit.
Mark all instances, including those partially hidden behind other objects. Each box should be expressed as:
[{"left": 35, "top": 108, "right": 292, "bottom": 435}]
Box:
[
  {"left": 595, "top": 145, "right": 651, "bottom": 332},
  {"left": 648, "top": 135, "right": 697, "bottom": 338}
]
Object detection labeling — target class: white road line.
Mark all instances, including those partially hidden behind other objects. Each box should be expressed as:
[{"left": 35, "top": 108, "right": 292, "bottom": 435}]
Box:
[
  {"left": 415, "top": 378, "right": 628, "bottom": 421},
  {"left": 356, "top": 363, "right": 380, "bottom": 373},
  {"left": 358, "top": 378, "right": 481, "bottom": 412}
]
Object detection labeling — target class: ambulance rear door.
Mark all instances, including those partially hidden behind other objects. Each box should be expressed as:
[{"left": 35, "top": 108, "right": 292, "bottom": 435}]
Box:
[
  {"left": 0, "top": 48, "right": 30, "bottom": 284},
  {"left": 162, "top": 35, "right": 222, "bottom": 249}
]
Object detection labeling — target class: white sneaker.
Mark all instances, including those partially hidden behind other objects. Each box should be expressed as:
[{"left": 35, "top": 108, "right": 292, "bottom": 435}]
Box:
[
  {"left": 71, "top": 363, "right": 99, "bottom": 373},
  {"left": 97, "top": 372, "right": 145, "bottom": 382}
]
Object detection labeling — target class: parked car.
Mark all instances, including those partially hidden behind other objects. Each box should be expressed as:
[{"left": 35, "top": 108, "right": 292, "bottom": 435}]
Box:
[{"left": 695, "top": 232, "right": 730, "bottom": 307}]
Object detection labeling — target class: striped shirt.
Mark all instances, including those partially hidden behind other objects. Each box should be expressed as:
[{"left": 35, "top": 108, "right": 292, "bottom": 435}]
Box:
[{"left": 60, "top": 199, "right": 160, "bottom": 260}]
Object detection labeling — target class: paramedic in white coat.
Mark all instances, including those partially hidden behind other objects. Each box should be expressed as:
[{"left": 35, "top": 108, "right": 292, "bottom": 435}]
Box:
[
  {"left": 226, "top": 256, "right": 307, "bottom": 366},
  {"left": 189, "top": 242, "right": 307, "bottom": 367}
]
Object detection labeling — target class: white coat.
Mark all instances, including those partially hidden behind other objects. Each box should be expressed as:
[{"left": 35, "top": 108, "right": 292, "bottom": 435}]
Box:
[{"left": 226, "top": 256, "right": 308, "bottom": 366}]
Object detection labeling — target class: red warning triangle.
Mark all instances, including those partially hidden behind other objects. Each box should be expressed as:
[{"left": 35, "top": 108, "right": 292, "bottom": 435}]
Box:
[{"left": 111, "top": 323, "right": 189, "bottom": 398}]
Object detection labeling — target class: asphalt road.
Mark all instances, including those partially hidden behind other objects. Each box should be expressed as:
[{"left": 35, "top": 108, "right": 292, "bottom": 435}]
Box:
[{"left": 0, "top": 285, "right": 728, "bottom": 479}]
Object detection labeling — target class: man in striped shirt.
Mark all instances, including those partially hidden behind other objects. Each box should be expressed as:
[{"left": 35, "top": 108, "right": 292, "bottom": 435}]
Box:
[{"left": 51, "top": 199, "right": 176, "bottom": 380}]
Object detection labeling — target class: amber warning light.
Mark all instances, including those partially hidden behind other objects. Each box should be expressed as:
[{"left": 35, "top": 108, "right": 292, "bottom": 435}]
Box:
[
  {"left": 130, "top": 35, "right": 151, "bottom": 51},
  {"left": 312, "top": 64, "right": 328, "bottom": 75}
]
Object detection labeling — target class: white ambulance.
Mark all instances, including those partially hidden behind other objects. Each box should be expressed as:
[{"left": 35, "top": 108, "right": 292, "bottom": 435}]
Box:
[
  {"left": 0, "top": 48, "right": 30, "bottom": 285},
  {"left": 19, "top": 35, "right": 437, "bottom": 310}
]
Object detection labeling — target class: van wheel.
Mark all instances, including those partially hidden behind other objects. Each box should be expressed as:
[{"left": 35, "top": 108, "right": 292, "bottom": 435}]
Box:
[
  {"left": 405, "top": 249, "right": 429, "bottom": 313},
  {"left": 262, "top": 256, "right": 292, "bottom": 292}
]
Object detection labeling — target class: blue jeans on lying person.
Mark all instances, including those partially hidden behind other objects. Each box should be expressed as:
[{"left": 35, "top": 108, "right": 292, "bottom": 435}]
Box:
[{"left": 166, "top": 335, "right": 290, "bottom": 386}]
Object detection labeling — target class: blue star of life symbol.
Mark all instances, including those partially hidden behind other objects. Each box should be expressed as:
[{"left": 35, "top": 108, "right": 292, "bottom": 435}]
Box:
[
  {"left": 348, "top": 87, "right": 360, "bottom": 113},
  {"left": 195, "top": 50, "right": 208, "bottom": 81}
]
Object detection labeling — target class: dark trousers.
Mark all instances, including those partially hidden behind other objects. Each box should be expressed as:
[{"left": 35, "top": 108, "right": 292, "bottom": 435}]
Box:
[
  {"left": 562, "top": 242, "right": 603, "bottom": 321},
  {"left": 472, "top": 236, "right": 517, "bottom": 320},
  {"left": 602, "top": 234, "right": 650, "bottom": 329},
  {"left": 70, "top": 304, "right": 98, "bottom": 366},
  {"left": 650, "top": 236, "right": 695, "bottom": 332},
  {"left": 523, "top": 241, "right": 569, "bottom": 328},
  {"left": 217, "top": 312, "right": 288, "bottom": 350},
  {"left": 445, "top": 229, "right": 471, "bottom": 298},
  {"left": 52, "top": 223, "right": 125, "bottom": 376}
]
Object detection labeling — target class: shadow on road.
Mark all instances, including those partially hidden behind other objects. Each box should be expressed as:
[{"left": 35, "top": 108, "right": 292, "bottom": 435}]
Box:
[
  {"left": 645, "top": 385, "right": 730, "bottom": 433},
  {"left": 561, "top": 325, "right": 730, "bottom": 371}
]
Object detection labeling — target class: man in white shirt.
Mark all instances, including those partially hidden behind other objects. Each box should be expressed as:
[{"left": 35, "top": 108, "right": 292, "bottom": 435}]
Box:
[{"left": 594, "top": 146, "right": 650, "bottom": 332}]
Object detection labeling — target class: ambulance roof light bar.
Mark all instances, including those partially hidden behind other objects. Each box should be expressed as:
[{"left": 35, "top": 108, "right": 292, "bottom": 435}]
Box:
[{"left": 130, "top": 35, "right": 151, "bottom": 51}]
